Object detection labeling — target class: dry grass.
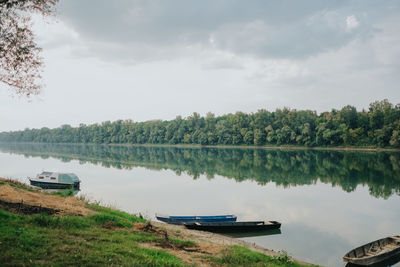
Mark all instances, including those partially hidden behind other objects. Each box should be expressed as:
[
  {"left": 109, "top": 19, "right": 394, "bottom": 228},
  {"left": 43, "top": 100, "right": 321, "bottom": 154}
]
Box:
[{"left": 0, "top": 180, "right": 94, "bottom": 216}]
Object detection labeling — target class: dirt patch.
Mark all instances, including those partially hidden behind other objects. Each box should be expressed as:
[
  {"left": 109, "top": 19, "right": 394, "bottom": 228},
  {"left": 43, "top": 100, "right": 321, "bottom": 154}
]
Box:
[
  {"left": 0, "top": 183, "right": 94, "bottom": 216},
  {"left": 140, "top": 242, "right": 214, "bottom": 267},
  {"left": 135, "top": 221, "right": 314, "bottom": 266},
  {"left": 150, "top": 221, "right": 277, "bottom": 255},
  {"left": 134, "top": 221, "right": 314, "bottom": 266},
  {"left": 0, "top": 199, "right": 60, "bottom": 215},
  {"left": 135, "top": 222, "right": 220, "bottom": 266},
  {"left": 135, "top": 222, "right": 208, "bottom": 252}
]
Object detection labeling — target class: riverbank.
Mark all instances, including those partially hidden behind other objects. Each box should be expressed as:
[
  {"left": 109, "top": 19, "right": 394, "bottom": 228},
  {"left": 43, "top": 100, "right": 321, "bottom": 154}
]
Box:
[
  {"left": 2, "top": 141, "right": 400, "bottom": 152},
  {"left": 0, "top": 178, "right": 315, "bottom": 266}
]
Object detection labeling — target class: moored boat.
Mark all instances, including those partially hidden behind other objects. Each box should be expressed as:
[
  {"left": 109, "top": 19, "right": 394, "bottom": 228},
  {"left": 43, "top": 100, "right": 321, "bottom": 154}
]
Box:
[
  {"left": 343, "top": 235, "right": 400, "bottom": 265},
  {"left": 184, "top": 220, "right": 281, "bottom": 233},
  {"left": 29, "top": 171, "right": 81, "bottom": 189},
  {"left": 155, "top": 214, "right": 237, "bottom": 225}
]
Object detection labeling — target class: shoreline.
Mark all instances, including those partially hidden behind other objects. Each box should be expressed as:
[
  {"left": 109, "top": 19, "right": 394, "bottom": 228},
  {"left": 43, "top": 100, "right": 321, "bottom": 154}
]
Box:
[
  {"left": 1, "top": 141, "right": 399, "bottom": 152},
  {"left": 0, "top": 178, "right": 315, "bottom": 266}
]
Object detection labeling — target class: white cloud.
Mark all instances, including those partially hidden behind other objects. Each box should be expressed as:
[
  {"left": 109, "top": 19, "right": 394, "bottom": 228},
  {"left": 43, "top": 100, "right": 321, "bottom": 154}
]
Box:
[
  {"left": 55, "top": 1, "right": 378, "bottom": 62},
  {"left": 346, "top": 15, "right": 360, "bottom": 31}
]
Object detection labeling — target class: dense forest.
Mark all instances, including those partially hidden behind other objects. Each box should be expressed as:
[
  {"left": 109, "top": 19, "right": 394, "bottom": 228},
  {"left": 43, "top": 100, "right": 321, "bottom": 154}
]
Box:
[
  {"left": 1, "top": 100, "right": 399, "bottom": 147},
  {"left": 0, "top": 143, "right": 399, "bottom": 199}
]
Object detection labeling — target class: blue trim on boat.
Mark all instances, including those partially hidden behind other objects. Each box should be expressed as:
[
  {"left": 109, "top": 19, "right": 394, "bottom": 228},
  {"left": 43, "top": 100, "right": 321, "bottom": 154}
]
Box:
[
  {"left": 156, "top": 214, "right": 237, "bottom": 225},
  {"left": 29, "top": 179, "right": 80, "bottom": 189}
]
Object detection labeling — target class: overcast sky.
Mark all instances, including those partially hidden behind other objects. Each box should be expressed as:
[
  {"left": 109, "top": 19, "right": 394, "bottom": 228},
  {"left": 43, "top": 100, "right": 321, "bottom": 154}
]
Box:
[{"left": 1, "top": 0, "right": 399, "bottom": 131}]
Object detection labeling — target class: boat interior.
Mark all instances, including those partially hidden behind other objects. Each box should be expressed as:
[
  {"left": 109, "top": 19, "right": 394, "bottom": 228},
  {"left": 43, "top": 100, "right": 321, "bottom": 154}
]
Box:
[{"left": 346, "top": 236, "right": 400, "bottom": 259}]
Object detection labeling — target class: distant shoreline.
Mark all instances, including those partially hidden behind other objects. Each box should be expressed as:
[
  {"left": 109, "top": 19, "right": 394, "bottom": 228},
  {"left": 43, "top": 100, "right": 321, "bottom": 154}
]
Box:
[{"left": 1, "top": 141, "right": 400, "bottom": 152}]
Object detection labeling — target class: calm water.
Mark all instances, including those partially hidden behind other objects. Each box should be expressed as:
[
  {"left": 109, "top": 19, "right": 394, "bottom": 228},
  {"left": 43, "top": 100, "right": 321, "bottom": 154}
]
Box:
[{"left": 0, "top": 143, "right": 399, "bottom": 267}]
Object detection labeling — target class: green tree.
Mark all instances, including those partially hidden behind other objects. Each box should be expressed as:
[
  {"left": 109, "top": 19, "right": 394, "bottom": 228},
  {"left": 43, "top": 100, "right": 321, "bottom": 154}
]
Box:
[{"left": 340, "top": 105, "right": 358, "bottom": 129}]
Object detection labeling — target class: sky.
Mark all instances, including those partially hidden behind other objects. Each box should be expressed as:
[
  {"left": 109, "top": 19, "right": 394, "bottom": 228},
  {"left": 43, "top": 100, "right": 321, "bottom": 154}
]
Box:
[{"left": 1, "top": 0, "right": 400, "bottom": 132}]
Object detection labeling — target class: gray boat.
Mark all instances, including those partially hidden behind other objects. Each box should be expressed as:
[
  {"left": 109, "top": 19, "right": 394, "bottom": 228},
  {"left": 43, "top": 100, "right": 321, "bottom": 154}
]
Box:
[{"left": 343, "top": 235, "right": 400, "bottom": 265}]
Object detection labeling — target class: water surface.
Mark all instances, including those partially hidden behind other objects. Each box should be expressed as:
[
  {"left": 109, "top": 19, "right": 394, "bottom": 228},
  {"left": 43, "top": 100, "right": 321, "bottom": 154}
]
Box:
[{"left": 0, "top": 143, "right": 399, "bottom": 266}]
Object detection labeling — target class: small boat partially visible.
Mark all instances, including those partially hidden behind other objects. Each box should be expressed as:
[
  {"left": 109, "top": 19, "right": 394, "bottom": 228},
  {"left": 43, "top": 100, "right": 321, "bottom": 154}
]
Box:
[
  {"left": 29, "top": 171, "right": 81, "bottom": 189},
  {"left": 155, "top": 214, "right": 237, "bottom": 225},
  {"left": 184, "top": 220, "right": 281, "bottom": 233},
  {"left": 343, "top": 235, "right": 400, "bottom": 266}
]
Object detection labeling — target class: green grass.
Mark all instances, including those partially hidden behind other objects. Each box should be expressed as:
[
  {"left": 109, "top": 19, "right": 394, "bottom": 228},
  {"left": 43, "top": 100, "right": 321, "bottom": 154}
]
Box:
[
  {"left": 0, "top": 206, "right": 184, "bottom": 266},
  {"left": 208, "top": 246, "right": 309, "bottom": 267},
  {"left": 50, "top": 188, "right": 76, "bottom": 197}
]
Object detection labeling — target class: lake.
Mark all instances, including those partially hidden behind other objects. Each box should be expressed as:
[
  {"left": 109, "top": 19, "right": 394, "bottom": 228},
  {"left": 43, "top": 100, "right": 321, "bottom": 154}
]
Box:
[{"left": 0, "top": 143, "right": 399, "bottom": 266}]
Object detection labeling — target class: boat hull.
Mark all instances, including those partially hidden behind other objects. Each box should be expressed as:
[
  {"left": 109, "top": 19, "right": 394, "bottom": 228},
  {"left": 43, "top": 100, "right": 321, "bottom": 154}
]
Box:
[
  {"left": 226, "top": 228, "right": 281, "bottom": 238},
  {"left": 156, "top": 215, "right": 237, "bottom": 225},
  {"left": 184, "top": 221, "right": 281, "bottom": 233},
  {"left": 29, "top": 179, "right": 80, "bottom": 189},
  {"left": 343, "top": 236, "right": 400, "bottom": 265}
]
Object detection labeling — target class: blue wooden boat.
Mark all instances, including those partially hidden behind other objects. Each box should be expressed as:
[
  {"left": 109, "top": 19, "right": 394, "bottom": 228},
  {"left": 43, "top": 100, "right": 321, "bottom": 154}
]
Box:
[{"left": 155, "top": 214, "right": 237, "bottom": 225}]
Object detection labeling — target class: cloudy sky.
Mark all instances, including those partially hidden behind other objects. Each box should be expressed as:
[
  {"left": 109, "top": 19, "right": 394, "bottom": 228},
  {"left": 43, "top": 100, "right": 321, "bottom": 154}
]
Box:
[{"left": 1, "top": 0, "right": 399, "bottom": 131}]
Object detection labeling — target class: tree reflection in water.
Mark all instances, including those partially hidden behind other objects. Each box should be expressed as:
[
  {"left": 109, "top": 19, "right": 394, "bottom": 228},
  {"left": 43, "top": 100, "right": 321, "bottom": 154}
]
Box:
[{"left": 0, "top": 143, "right": 399, "bottom": 199}]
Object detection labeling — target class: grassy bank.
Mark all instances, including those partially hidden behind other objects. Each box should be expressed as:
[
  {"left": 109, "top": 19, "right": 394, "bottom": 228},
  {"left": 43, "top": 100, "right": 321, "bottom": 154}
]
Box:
[{"left": 0, "top": 179, "right": 312, "bottom": 266}]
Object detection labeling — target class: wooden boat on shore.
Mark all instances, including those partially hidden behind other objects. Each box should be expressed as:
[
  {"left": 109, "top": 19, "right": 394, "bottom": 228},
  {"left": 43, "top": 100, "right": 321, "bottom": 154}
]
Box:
[
  {"left": 155, "top": 214, "right": 237, "bottom": 225},
  {"left": 343, "top": 235, "right": 400, "bottom": 265},
  {"left": 29, "top": 171, "right": 81, "bottom": 189},
  {"left": 184, "top": 220, "right": 281, "bottom": 233}
]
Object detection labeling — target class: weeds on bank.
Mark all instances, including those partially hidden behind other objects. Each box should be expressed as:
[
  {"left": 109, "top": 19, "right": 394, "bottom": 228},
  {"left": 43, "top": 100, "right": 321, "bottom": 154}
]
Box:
[
  {"left": 208, "top": 245, "right": 307, "bottom": 267},
  {"left": 51, "top": 188, "right": 75, "bottom": 197}
]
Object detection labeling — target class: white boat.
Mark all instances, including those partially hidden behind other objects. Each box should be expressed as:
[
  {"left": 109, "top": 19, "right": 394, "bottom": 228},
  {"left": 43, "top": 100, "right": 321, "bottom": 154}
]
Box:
[{"left": 29, "top": 171, "right": 81, "bottom": 189}]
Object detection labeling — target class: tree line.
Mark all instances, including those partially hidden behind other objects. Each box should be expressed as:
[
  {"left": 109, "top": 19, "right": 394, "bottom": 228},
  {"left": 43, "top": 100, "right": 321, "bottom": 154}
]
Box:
[
  {"left": 0, "top": 142, "right": 399, "bottom": 199},
  {"left": 1, "top": 99, "right": 399, "bottom": 147}
]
